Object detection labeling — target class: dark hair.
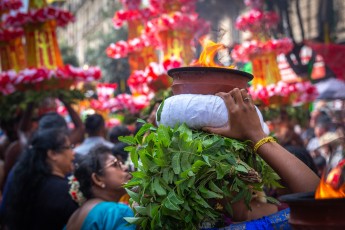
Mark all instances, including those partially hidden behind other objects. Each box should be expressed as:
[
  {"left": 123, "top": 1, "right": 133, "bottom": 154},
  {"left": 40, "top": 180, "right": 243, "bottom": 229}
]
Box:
[
  {"left": 74, "top": 145, "right": 112, "bottom": 200},
  {"left": 313, "top": 155, "right": 327, "bottom": 171},
  {"left": 5, "top": 128, "right": 69, "bottom": 229},
  {"left": 279, "top": 130, "right": 304, "bottom": 147},
  {"left": 0, "top": 114, "right": 21, "bottom": 142},
  {"left": 112, "top": 142, "right": 129, "bottom": 162},
  {"left": 85, "top": 114, "right": 105, "bottom": 136},
  {"left": 108, "top": 125, "right": 131, "bottom": 143},
  {"left": 38, "top": 112, "right": 68, "bottom": 130}
]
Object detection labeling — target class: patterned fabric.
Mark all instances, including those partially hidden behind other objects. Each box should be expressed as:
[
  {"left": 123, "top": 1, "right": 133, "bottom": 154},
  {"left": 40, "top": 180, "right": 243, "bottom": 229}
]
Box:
[
  {"left": 203, "top": 208, "right": 291, "bottom": 230},
  {"left": 225, "top": 208, "right": 290, "bottom": 230}
]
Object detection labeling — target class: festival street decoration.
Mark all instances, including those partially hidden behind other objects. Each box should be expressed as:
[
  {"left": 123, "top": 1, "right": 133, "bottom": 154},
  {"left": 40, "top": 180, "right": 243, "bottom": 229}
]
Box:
[
  {"left": 105, "top": 0, "right": 209, "bottom": 119},
  {"left": 109, "top": 0, "right": 158, "bottom": 72},
  {"left": 305, "top": 41, "right": 345, "bottom": 81},
  {"left": 120, "top": 35, "right": 282, "bottom": 228},
  {"left": 0, "top": 0, "right": 102, "bottom": 121},
  {"left": 0, "top": 0, "right": 101, "bottom": 97},
  {"left": 231, "top": 0, "right": 318, "bottom": 107}
]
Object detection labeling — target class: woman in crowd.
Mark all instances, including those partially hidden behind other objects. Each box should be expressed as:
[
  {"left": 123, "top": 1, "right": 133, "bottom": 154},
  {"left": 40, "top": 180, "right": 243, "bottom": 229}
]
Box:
[
  {"left": 3, "top": 128, "right": 78, "bottom": 230},
  {"left": 203, "top": 88, "right": 320, "bottom": 227},
  {"left": 65, "top": 145, "right": 135, "bottom": 230}
]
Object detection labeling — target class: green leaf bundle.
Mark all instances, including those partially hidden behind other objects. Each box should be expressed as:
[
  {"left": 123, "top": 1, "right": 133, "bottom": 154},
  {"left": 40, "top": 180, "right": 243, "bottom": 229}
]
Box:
[{"left": 121, "top": 122, "right": 281, "bottom": 230}]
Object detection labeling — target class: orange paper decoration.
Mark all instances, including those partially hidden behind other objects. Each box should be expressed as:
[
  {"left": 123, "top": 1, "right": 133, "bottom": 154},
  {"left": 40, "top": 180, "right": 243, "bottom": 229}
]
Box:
[
  {"left": 0, "top": 37, "right": 26, "bottom": 71},
  {"left": 250, "top": 52, "right": 281, "bottom": 88},
  {"left": 127, "top": 20, "right": 157, "bottom": 72},
  {"left": 24, "top": 20, "right": 63, "bottom": 69},
  {"left": 159, "top": 30, "right": 194, "bottom": 65},
  {"left": 29, "top": 0, "right": 47, "bottom": 9}
]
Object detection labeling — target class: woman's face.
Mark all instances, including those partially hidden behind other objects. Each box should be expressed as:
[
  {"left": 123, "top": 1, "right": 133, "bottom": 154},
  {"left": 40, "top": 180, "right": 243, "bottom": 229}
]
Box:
[
  {"left": 54, "top": 138, "right": 75, "bottom": 175},
  {"left": 101, "top": 154, "right": 130, "bottom": 193}
]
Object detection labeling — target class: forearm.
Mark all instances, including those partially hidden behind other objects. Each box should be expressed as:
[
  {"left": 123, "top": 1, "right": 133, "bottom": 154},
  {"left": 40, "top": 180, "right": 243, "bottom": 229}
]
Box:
[
  {"left": 61, "top": 100, "right": 84, "bottom": 144},
  {"left": 256, "top": 141, "right": 320, "bottom": 193},
  {"left": 65, "top": 104, "right": 83, "bottom": 128}
]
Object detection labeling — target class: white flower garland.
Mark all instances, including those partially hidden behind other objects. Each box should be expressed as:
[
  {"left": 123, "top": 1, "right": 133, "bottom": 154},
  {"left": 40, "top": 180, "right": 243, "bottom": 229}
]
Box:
[{"left": 68, "top": 175, "right": 86, "bottom": 206}]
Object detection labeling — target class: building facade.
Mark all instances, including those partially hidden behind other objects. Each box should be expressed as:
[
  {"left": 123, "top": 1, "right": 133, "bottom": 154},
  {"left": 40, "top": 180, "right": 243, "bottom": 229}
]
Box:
[{"left": 57, "top": 0, "right": 118, "bottom": 64}]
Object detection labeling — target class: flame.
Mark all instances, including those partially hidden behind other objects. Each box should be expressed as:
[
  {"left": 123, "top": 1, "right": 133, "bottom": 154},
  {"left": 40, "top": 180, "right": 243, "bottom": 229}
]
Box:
[
  {"left": 192, "top": 37, "right": 234, "bottom": 68},
  {"left": 315, "top": 159, "right": 345, "bottom": 199}
]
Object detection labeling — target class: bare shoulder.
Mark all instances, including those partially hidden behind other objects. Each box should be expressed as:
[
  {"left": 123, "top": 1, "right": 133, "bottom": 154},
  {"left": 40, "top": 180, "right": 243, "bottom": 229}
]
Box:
[{"left": 66, "top": 199, "right": 102, "bottom": 230}]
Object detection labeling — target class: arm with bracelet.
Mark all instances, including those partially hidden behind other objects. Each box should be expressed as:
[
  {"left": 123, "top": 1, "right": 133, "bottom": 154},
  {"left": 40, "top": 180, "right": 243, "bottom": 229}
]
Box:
[{"left": 203, "top": 88, "right": 320, "bottom": 194}]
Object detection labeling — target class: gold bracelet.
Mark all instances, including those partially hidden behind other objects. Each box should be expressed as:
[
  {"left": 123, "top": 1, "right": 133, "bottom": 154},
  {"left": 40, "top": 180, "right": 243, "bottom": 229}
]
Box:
[{"left": 253, "top": 136, "right": 276, "bottom": 154}]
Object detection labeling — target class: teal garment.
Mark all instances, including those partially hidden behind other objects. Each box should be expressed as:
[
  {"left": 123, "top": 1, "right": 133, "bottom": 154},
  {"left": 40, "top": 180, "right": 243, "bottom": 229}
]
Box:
[{"left": 81, "top": 201, "right": 135, "bottom": 230}]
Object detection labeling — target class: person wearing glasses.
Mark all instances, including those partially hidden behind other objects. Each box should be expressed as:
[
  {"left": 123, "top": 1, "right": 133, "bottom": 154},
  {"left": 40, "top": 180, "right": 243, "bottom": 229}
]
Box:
[
  {"left": 2, "top": 128, "right": 78, "bottom": 230},
  {"left": 65, "top": 145, "right": 135, "bottom": 230}
]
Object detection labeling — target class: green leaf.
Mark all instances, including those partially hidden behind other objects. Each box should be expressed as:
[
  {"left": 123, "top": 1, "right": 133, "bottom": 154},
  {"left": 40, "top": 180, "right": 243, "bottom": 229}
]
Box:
[
  {"left": 172, "top": 152, "right": 181, "bottom": 174},
  {"left": 192, "top": 193, "right": 212, "bottom": 209},
  {"left": 124, "top": 217, "right": 145, "bottom": 225},
  {"left": 131, "top": 171, "right": 147, "bottom": 179},
  {"left": 180, "top": 152, "right": 191, "bottom": 172},
  {"left": 266, "top": 196, "right": 281, "bottom": 205},
  {"left": 118, "top": 136, "right": 136, "bottom": 145},
  {"left": 153, "top": 177, "right": 167, "bottom": 196},
  {"left": 134, "top": 206, "right": 148, "bottom": 215},
  {"left": 164, "top": 197, "right": 180, "bottom": 211},
  {"left": 135, "top": 123, "right": 153, "bottom": 139},
  {"left": 162, "top": 168, "right": 170, "bottom": 184},
  {"left": 177, "top": 124, "right": 192, "bottom": 142},
  {"left": 138, "top": 149, "right": 155, "bottom": 170},
  {"left": 123, "top": 179, "right": 142, "bottom": 188},
  {"left": 208, "top": 180, "right": 223, "bottom": 194},
  {"left": 191, "top": 160, "right": 206, "bottom": 173},
  {"left": 215, "top": 163, "right": 231, "bottom": 179},
  {"left": 157, "top": 125, "right": 171, "bottom": 147},
  {"left": 121, "top": 123, "right": 282, "bottom": 229},
  {"left": 199, "top": 185, "right": 223, "bottom": 199},
  {"left": 136, "top": 118, "right": 147, "bottom": 124},
  {"left": 235, "top": 164, "right": 248, "bottom": 173},
  {"left": 187, "top": 175, "right": 196, "bottom": 188},
  {"left": 125, "top": 188, "right": 140, "bottom": 203},
  {"left": 156, "top": 100, "right": 164, "bottom": 122},
  {"left": 167, "top": 191, "right": 184, "bottom": 205},
  {"left": 149, "top": 203, "right": 160, "bottom": 218},
  {"left": 202, "top": 155, "right": 211, "bottom": 166},
  {"left": 130, "top": 147, "right": 139, "bottom": 168}
]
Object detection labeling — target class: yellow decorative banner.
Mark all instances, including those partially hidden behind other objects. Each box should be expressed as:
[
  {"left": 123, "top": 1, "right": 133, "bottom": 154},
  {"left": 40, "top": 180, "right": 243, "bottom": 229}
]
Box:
[
  {"left": 24, "top": 20, "right": 63, "bottom": 69},
  {"left": 127, "top": 19, "right": 157, "bottom": 72},
  {"left": 30, "top": 0, "right": 47, "bottom": 9},
  {"left": 250, "top": 52, "right": 282, "bottom": 88},
  {"left": 159, "top": 30, "right": 194, "bottom": 65},
  {"left": 0, "top": 37, "right": 26, "bottom": 71}
]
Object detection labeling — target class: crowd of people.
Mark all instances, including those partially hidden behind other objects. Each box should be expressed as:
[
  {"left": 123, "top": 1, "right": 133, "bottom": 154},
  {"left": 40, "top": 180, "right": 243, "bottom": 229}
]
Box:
[{"left": 0, "top": 89, "right": 343, "bottom": 229}]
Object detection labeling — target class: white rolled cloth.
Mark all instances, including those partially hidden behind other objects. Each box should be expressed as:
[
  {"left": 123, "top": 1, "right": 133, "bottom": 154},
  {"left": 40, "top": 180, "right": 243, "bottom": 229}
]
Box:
[{"left": 156, "top": 94, "right": 269, "bottom": 134}]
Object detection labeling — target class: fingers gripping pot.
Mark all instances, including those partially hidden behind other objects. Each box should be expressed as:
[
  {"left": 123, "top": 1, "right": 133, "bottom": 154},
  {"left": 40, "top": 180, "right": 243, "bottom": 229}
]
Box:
[{"left": 156, "top": 94, "right": 269, "bottom": 134}]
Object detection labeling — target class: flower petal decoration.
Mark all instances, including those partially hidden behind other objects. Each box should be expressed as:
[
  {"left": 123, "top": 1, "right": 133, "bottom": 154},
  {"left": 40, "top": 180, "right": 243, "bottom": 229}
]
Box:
[{"left": 4, "top": 7, "right": 75, "bottom": 28}]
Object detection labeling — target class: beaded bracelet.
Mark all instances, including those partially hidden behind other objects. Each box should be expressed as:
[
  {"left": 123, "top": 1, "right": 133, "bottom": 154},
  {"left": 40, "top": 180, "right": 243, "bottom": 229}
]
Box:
[{"left": 253, "top": 136, "right": 276, "bottom": 154}]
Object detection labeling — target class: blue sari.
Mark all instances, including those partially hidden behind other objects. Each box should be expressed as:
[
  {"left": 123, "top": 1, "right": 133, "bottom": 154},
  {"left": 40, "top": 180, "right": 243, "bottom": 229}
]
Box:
[{"left": 80, "top": 202, "right": 136, "bottom": 230}]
